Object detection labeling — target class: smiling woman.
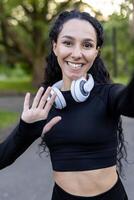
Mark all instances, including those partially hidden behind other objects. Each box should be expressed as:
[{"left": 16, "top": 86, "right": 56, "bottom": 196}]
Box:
[
  {"left": 38, "top": 10, "right": 131, "bottom": 200},
  {"left": 52, "top": 19, "right": 98, "bottom": 90},
  {"left": 1, "top": 9, "right": 132, "bottom": 200}
]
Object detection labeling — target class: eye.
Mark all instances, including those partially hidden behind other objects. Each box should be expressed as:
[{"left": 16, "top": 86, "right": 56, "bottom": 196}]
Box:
[
  {"left": 62, "top": 41, "right": 72, "bottom": 47},
  {"left": 83, "top": 42, "right": 93, "bottom": 49}
]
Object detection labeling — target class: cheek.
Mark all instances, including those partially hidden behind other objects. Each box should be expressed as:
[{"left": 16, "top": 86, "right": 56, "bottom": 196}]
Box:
[
  {"left": 86, "top": 51, "right": 97, "bottom": 62},
  {"left": 58, "top": 46, "right": 71, "bottom": 59}
]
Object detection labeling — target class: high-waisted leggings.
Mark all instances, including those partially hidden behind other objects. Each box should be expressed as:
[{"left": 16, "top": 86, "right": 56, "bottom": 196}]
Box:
[{"left": 51, "top": 176, "right": 128, "bottom": 200}]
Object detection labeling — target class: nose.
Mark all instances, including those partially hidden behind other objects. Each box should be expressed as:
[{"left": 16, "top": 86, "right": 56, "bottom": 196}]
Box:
[{"left": 71, "top": 45, "right": 82, "bottom": 60}]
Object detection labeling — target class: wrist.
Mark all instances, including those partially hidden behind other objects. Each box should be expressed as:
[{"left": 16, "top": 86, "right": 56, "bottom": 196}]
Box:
[{"left": 19, "top": 118, "right": 47, "bottom": 138}]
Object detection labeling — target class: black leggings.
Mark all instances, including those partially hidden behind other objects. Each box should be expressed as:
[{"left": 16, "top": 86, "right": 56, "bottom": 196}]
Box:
[{"left": 51, "top": 177, "right": 128, "bottom": 200}]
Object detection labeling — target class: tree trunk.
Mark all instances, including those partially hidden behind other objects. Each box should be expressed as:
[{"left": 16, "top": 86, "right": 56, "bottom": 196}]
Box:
[
  {"left": 123, "top": 55, "right": 129, "bottom": 75},
  {"left": 112, "top": 27, "right": 118, "bottom": 77},
  {"left": 32, "top": 56, "right": 46, "bottom": 87}
]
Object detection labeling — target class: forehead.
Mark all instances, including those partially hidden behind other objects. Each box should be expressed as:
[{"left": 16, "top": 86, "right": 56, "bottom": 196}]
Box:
[{"left": 58, "top": 19, "right": 97, "bottom": 40}]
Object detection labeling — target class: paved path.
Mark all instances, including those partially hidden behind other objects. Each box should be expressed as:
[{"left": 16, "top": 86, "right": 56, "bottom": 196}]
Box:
[{"left": 0, "top": 96, "right": 134, "bottom": 200}]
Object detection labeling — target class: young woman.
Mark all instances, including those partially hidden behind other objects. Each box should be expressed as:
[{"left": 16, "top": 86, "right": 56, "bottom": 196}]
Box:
[
  {"left": 2, "top": 10, "right": 132, "bottom": 199},
  {"left": 0, "top": 87, "right": 61, "bottom": 169},
  {"left": 39, "top": 10, "right": 131, "bottom": 199}
]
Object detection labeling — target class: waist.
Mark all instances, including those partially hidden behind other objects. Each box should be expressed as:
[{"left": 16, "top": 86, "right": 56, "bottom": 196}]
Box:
[{"left": 53, "top": 166, "right": 118, "bottom": 197}]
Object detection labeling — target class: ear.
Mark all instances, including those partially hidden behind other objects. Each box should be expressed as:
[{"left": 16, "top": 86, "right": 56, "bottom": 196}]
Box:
[{"left": 53, "top": 41, "right": 57, "bottom": 56}]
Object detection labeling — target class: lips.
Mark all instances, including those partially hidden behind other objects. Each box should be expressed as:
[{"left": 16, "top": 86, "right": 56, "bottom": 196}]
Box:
[{"left": 66, "top": 61, "right": 83, "bottom": 69}]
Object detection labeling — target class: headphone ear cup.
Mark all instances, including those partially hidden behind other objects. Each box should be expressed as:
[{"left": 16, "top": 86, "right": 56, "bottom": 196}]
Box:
[
  {"left": 71, "top": 78, "right": 89, "bottom": 102},
  {"left": 71, "top": 74, "right": 94, "bottom": 102},
  {"left": 51, "top": 87, "right": 67, "bottom": 109}
]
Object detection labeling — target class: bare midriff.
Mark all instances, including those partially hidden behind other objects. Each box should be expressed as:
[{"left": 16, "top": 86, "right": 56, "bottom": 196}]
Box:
[{"left": 53, "top": 165, "right": 118, "bottom": 197}]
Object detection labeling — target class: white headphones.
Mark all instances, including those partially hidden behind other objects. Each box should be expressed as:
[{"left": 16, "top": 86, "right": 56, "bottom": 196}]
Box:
[{"left": 50, "top": 74, "right": 94, "bottom": 109}]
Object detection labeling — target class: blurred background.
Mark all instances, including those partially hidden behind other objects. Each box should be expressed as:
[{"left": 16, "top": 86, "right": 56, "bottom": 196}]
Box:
[
  {"left": 0, "top": 0, "right": 134, "bottom": 199},
  {"left": 0, "top": 0, "right": 134, "bottom": 130}
]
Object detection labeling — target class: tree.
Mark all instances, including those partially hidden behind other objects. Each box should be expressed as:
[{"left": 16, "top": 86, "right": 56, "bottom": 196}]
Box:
[
  {"left": 0, "top": 0, "right": 90, "bottom": 86},
  {"left": 124, "top": 0, "right": 134, "bottom": 39},
  {"left": 103, "top": 1, "right": 134, "bottom": 78}
]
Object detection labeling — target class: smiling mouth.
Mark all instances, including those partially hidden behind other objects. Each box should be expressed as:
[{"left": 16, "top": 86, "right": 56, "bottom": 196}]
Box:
[{"left": 66, "top": 61, "right": 84, "bottom": 69}]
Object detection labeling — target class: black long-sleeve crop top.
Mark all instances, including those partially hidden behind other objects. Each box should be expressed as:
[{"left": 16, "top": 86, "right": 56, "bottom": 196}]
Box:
[
  {"left": 2, "top": 75, "right": 134, "bottom": 172},
  {"left": 43, "top": 76, "right": 134, "bottom": 171}
]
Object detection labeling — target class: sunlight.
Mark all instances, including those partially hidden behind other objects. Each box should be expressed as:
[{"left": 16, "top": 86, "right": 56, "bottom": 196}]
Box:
[{"left": 83, "top": 0, "right": 125, "bottom": 18}]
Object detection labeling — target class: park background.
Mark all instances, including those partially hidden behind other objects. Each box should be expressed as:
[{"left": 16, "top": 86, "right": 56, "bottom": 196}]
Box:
[
  {"left": 0, "top": 0, "right": 134, "bottom": 130},
  {"left": 0, "top": 0, "right": 134, "bottom": 199}
]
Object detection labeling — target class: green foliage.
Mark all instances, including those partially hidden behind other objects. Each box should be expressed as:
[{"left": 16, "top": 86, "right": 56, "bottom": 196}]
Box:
[
  {"left": 112, "top": 75, "right": 129, "bottom": 85},
  {"left": 0, "top": 78, "right": 35, "bottom": 93},
  {"left": 0, "top": 65, "right": 29, "bottom": 79},
  {"left": 102, "top": 9, "right": 134, "bottom": 77},
  {"left": 0, "top": 111, "right": 19, "bottom": 129}
]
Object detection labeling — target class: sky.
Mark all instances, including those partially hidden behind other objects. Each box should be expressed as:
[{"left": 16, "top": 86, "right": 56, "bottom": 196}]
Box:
[{"left": 83, "top": 0, "right": 124, "bottom": 18}]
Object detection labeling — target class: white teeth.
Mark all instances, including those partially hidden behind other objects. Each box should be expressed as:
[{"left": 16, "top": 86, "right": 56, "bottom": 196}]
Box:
[{"left": 67, "top": 61, "right": 83, "bottom": 68}]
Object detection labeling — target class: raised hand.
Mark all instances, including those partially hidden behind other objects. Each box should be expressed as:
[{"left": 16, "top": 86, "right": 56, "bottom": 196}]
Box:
[{"left": 21, "top": 87, "right": 61, "bottom": 135}]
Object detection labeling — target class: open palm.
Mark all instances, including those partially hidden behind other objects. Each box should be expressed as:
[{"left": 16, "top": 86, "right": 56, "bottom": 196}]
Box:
[{"left": 21, "top": 87, "right": 61, "bottom": 135}]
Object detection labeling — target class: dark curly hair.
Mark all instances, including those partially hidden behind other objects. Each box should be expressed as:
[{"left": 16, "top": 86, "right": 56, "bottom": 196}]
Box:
[{"left": 41, "top": 10, "right": 127, "bottom": 177}]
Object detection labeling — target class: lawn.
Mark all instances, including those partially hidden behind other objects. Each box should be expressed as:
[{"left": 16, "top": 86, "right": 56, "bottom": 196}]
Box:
[
  {"left": 0, "top": 77, "right": 36, "bottom": 94},
  {"left": 0, "top": 111, "right": 19, "bottom": 129}
]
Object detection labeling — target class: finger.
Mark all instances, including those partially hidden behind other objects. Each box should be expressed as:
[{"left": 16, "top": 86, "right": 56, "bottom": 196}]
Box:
[
  {"left": 23, "top": 92, "right": 30, "bottom": 111},
  {"left": 31, "top": 87, "right": 44, "bottom": 108},
  {"left": 38, "top": 86, "right": 52, "bottom": 109},
  {"left": 42, "top": 116, "right": 61, "bottom": 136},
  {"left": 43, "top": 92, "right": 57, "bottom": 114}
]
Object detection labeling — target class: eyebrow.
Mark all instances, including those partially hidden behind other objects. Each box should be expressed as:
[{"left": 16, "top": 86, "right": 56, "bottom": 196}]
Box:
[{"left": 61, "top": 35, "right": 95, "bottom": 42}]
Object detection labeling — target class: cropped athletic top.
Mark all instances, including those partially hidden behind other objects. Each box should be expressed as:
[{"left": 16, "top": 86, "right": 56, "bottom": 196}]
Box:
[
  {"left": 2, "top": 76, "right": 134, "bottom": 171},
  {"left": 43, "top": 76, "right": 134, "bottom": 171}
]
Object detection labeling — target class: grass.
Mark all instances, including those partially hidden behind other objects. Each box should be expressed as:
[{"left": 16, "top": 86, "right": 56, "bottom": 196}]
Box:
[
  {"left": 0, "top": 77, "right": 36, "bottom": 94},
  {"left": 0, "top": 111, "right": 19, "bottom": 129}
]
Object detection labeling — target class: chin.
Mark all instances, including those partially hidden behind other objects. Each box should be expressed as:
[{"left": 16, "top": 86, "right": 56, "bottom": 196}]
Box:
[{"left": 70, "top": 73, "right": 87, "bottom": 81}]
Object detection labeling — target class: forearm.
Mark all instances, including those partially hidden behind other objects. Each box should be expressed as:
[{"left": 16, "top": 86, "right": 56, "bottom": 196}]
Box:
[{"left": 0, "top": 119, "right": 46, "bottom": 170}]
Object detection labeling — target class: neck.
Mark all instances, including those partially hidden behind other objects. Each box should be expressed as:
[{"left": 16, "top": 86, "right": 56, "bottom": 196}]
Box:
[
  {"left": 61, "top": 74, "right": 88, "bottom": 91},
  {"left": 61, "top": 82, "right": 71, "bottom": 91},
  {"left": 61, "top": 76, "right": 72, "bottom": 91}
]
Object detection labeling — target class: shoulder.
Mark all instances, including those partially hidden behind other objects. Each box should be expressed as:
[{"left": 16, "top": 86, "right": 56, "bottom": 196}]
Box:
[
  {"left": 91, "top": 82, "right": 125, "bottom": 104},
  {"left": 93, "top": 82, "right": 125, "bottom": 94}
]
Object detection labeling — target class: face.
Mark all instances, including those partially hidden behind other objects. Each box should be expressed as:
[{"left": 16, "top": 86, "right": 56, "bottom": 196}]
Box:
[{"left": 53, "top": 19, "right": 99, "bottom": 90}]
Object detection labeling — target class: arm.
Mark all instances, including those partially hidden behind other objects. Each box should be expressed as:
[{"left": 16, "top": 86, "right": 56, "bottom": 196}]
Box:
[
  {"left": 0, "top": 87, "right": 61, "bottom": 170},
  {"left": 108, "top": 75, "right": 134, "bottom": 117},
  {"left": 0, "top": 119, "right": 44, "bottom": 169}
]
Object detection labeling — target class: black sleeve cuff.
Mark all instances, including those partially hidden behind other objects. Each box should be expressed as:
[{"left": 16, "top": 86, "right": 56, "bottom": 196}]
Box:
[{"left": 18, "top": 118, "right": 47, "bottom": 139}]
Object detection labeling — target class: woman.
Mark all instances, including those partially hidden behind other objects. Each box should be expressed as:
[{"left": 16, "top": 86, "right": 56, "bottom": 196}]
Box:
[
  {"left": 0, "top": 87, "right": 61, "bottom": 169},
  {"left": 3, "top": 10, "right": 131, "bottom": 199},
  {"left": 39, "top": 10, "right": 131, "bottom": 199}
]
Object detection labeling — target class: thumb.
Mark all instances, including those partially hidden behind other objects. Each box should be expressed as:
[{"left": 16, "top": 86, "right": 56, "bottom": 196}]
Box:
[{"left": 41, "top": 116, "right": 62, "bottom": 136}]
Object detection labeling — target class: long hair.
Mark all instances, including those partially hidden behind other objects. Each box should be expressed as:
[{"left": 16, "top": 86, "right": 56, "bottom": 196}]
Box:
[{"left": 41, "top": 10, "right": 127, "bottom": 177}]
